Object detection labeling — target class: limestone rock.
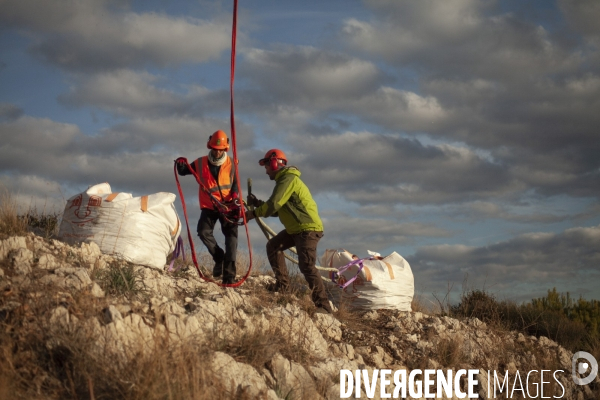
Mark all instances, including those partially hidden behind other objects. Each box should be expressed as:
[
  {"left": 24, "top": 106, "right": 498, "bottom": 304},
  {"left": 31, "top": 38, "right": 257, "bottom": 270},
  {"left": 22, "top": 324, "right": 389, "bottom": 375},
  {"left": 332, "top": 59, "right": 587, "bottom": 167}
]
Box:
[
  {"left": 11, "top": 247, "right": 34, "bottom": 274},
  {"left": 38, "top": 253, "right": 60, "bottom": 270},
  {"left": 269, "top": 353, "right": 317, "bottom": 400},
  {"left": 211, "top": 351, "right": 278, "bottom": 399},
  {"left": 314, "top": 313, "right": 343, "bottom": 341},
  {"left": 0, "top": 236, "right": 27, "bottom": 260},
  {"left": 265, "top": 304, "right": 329, "bottom": 356},
  {"left": 91, "top": 282, "right": 105, "bottom": 297}
]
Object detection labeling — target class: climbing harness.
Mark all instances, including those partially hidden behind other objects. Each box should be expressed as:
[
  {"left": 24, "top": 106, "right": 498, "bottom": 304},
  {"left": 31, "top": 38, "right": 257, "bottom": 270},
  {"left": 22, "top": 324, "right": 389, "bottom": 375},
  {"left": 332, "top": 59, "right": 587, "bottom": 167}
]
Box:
[{"left": 173, "top": 0, "right": 253, "bottom": 288}]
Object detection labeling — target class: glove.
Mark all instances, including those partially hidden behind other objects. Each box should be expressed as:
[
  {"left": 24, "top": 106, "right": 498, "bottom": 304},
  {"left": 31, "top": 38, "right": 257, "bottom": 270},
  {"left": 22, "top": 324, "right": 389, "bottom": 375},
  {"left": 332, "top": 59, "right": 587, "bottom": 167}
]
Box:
[
  {"left": 247, "top": 194, "right": 264, "bottom": 208},
  {"left": 175, "top": 157, "right": 189, "bottom": 175},
  {"left": 245, "top": 210, "right": 256, "bottom": 221}
]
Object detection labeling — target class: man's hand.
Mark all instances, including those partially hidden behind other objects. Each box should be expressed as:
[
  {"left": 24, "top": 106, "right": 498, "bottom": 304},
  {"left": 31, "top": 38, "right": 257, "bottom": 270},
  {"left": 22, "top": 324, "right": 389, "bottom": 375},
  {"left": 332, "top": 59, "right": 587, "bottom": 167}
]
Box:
[
  {"left": 247, "top": 194, "right": 264, "bottom": 207},
  {"left": 175, "top": 157, "right": 189, "bottom": 175},
  {"left": 245, "top": 210, "right": 256, "bottom": 221}
]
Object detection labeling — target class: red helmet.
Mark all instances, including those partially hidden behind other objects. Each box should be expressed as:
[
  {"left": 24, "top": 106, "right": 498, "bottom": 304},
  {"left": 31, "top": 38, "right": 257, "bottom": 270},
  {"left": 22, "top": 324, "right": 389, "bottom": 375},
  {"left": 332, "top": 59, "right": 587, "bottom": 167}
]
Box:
[
  {"left": 259, "top": 149, "right": 287, "bottom": 170},
  {"left": 206, "top": 130, "right": 230, "bottom": 150}
]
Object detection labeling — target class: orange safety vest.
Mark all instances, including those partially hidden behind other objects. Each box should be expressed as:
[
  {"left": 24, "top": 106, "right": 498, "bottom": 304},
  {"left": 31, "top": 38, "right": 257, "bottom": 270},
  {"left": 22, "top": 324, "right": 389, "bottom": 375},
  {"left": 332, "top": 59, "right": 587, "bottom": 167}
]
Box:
[{"left": 195, "top": 156, "right": 235, "bottom": 210}]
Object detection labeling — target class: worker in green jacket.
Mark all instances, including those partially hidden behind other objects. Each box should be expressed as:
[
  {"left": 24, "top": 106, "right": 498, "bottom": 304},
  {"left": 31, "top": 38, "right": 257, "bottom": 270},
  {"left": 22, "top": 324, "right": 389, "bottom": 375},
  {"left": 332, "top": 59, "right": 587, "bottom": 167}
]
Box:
[{"left": 246, "top": 149, "right": 332, "bottom": 314}]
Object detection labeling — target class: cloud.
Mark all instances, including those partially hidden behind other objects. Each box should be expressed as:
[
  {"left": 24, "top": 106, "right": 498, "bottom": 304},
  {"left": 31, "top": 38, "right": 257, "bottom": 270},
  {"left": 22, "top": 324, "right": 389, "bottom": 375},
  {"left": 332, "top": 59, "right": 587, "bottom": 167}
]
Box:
[
  {"left": 58, "top": 69, "right": 230, "bottom": 118},
  {"left": 0, "top": 174, "right": 65, "bottom": 214},
  {"left": 285, "top": 131, "right": 518, "bottom": 205},
  {"left": 0, "top": 103, "right": 24, "bottom": 121},
  {"left": 0, "top": 114, "right": 257, "bottom": 202},
  {"left": 408, "top": 225, "right": 600, "bottom": 300},
  {"left": 447, "top": 201, "right": 572, "bottom": 224},
  {"left": 0, "top": 0, "right": 231, "bottom": 71},
  {"left": 342, "top": 0, "right": 578, "bottom": 79},
  {"left": 243, "top": 45, "right": 385, "bottom": 106},
  {"left": 558, "top": 0, "right": 600, "bottom": 39},
  {"left": 237, "top": 39, "right": 599, "bottom": 202}
]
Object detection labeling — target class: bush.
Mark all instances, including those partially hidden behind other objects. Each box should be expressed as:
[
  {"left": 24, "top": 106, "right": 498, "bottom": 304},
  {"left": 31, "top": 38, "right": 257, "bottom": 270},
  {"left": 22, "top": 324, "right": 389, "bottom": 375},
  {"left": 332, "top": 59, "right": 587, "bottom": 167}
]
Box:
[
  {"left": 451, "top": 289, "right": 503, "bottom": 324},
  {"left": 96, "top": 260, "right": 147, "bottom": 299},
  {"left": 452, "top": 289, "right": 597, "bottom": 352}
]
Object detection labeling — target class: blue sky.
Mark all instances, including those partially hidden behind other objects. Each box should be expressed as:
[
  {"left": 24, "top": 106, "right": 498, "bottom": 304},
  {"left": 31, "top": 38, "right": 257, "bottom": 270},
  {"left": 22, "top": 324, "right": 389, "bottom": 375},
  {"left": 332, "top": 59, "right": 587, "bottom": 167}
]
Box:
[{"left": 1, "top": 0, "right": 599, "bottom": 305}]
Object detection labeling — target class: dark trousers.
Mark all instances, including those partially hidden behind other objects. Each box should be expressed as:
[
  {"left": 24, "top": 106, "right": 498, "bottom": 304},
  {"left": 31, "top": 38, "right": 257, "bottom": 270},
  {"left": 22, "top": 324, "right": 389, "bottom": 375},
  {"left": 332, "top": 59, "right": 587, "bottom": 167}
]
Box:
[
  {"left": 266, "top": 230, "right": 331, "bottom": 311},
  {"left": 197, "top": 209, "right": 238, "bottom": 281}
]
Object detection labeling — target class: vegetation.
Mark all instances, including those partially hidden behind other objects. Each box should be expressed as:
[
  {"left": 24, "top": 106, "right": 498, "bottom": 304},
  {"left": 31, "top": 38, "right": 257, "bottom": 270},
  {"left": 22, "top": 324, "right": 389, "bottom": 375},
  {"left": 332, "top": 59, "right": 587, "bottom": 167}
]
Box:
[
  {"left": 0, "top": 189, "right": 60, "bottom": 239},
  {"left": 0, "top": 189, "right": 29, "bottom": 238},
  {"left": 452, "top": 288, "right": 599, "bottom": 354},
  {"left": 96, "top": 260, "right": 148, "bottom": 300}
]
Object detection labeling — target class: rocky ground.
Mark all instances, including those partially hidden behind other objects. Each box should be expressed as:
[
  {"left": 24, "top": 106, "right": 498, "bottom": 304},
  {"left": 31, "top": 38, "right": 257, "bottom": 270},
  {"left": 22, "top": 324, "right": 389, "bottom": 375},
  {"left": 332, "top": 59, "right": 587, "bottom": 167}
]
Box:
[{"left": 1, "top": 233, "right": 598, "bottom": 399}]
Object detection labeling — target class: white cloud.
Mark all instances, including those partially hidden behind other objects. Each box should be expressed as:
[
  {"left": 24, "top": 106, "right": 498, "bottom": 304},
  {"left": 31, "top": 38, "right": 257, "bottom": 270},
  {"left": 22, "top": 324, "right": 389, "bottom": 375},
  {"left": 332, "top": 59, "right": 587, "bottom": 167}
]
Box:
[
  {"left": 345, "top": 87, "right": 448, "bottom": 132},
  {"left": 342, "top": 0, "right": 577, "bottom": 79},
  {"left": 0, "top": 0, "right": 231, "bottom": 71},
  {"left": 409, "top": 225, "right": 600, "bottom": 300},
  {"left": 60, "top": 70, "right": 182, "bottom": 116},
  {"left": 243, "top": 45, "right": 383, "bottom": 104},
  {"left": 0, "top": 114, "right": 257, "bottom": 199},
  {"left": 286, "top": 131, "right": 518, "bottom": 204}
]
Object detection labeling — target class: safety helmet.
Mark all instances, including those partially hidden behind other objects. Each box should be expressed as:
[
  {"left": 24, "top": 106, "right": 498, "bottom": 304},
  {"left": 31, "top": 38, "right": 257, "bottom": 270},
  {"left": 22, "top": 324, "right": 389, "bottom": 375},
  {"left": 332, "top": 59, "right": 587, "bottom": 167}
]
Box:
[
  {"left": 259, "top": 148, "right": 287, "bottom": 170},
  {"left": 206, "top": 130, "right": 230, "bottom": 150}
]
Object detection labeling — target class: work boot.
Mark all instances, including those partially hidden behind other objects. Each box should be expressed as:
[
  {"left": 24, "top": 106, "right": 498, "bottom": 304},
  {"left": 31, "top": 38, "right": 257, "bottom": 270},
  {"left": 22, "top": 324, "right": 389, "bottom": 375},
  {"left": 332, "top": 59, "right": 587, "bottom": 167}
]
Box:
[
  {"left": 222, "top": 261, "right": 236, "bottom": 285},
  {"left": 265, "top": 281, "right": 289, "bottom": 293},
  {"left": 222, "top": 277, "right": 236, "bottom": 285},
  {"left": 314, "top": 300, "right": 334, "bottom": 314}
]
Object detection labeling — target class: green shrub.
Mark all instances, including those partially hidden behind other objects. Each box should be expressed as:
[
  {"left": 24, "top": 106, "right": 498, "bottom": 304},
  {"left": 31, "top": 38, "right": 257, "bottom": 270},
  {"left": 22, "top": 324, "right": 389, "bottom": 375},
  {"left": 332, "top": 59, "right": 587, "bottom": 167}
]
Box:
[
  {"left": 96, "top": 260, "right": 147, "bottom": 299},
  {"left": 452, "top": 288, "right": 597, "bottom": 352}
]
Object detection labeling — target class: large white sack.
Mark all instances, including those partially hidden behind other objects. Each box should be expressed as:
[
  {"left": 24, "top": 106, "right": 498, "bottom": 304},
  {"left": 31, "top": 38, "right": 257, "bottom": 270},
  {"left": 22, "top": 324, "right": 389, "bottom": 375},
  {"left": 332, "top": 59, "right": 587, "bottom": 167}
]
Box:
[
  {"left": 58, "top": 183, "right": 181, "bottom": 270},
  {"left": 320, "top": 249, "right": 414, "bottom": 311}
]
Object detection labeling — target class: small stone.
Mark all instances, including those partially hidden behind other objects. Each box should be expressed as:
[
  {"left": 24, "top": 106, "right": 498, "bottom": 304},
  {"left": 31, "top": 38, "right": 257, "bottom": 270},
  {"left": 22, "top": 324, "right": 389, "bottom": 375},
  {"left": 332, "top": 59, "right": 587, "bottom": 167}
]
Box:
[
  {"left": 103, "top": 305, "right": 123, "bottom": 324},
  {"left": 90, "top": 283, "right": 105, "bottom": 298}
]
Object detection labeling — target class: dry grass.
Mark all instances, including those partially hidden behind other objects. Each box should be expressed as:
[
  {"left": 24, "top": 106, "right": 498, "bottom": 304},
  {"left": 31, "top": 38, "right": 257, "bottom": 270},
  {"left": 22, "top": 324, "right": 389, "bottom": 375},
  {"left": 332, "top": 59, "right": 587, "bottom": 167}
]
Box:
[
  {"left": 235, "top": 251, "right": 270, "bottom": 277},
  {"left": 0, "top": 328, "right": 237, "bottom": 400},
  {"left": 0, "top": 274, "right": 266, "bottom": 400},
  {"left": 331, "top": 297, "right": 372, "bottom": 332},
  {"left": 245, "top": 270, "right": 310, "bottom": 301},
  {"left": 0, "top": 189, "right": 29, "bottom": 238},
  {"left": 435, "top": 337, "right": 465, "bottom": 368}
]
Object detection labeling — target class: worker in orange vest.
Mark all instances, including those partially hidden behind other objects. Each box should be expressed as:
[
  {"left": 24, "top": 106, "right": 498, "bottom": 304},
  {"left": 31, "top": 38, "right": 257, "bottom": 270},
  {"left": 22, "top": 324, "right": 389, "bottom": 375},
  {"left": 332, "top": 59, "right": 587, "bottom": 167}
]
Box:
[{"left": 176, "top": 130, "right": 239, "bottom": 284}]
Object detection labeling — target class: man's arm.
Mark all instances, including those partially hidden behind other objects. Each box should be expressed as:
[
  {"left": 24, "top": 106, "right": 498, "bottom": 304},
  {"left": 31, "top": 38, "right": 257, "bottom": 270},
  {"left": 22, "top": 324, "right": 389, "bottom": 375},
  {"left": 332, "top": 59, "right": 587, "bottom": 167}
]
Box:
[{"left": 254, "top": 174, "right": 296, "bottom": 218}]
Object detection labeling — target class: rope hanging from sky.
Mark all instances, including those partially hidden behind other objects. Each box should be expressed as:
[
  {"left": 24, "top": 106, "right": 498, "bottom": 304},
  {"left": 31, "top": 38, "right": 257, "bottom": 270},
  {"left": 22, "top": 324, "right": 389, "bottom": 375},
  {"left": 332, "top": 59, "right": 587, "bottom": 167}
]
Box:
[{"left": 173, "top": 0, "right": 252, "bottom": 288}]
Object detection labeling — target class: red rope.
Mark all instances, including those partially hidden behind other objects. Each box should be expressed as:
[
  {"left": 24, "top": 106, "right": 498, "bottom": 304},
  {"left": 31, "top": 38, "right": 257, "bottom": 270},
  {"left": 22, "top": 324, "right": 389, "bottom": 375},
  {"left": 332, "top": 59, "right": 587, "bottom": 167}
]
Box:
[
  {"left": 229, "top": 0, "right": 254, "bottom": 287},
  {"left": 173, "top": 0, "right": 251, "bottom": 288}
]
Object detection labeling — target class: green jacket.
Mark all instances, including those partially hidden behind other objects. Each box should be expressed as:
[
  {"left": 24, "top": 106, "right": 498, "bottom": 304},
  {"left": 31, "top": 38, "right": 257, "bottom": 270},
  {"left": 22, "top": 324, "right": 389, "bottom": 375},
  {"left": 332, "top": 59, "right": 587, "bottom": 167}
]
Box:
[{"left": 254, "top": 167, "right": 323, "bottom": 234}]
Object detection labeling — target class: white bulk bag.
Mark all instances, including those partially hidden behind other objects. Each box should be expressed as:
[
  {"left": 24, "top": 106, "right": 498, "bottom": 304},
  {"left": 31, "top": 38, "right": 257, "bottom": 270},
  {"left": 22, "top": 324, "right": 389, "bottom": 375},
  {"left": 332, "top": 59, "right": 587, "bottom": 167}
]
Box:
[
  {"left": 58, "top": 183, "right": 181, "bottom": 270},
  {"left": 320, "top": 249, "right": 414, "bottom": 311}
]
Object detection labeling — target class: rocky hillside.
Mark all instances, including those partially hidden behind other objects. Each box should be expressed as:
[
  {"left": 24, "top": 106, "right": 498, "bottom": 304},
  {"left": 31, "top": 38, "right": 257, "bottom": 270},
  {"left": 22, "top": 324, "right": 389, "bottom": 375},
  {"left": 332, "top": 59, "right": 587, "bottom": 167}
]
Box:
[{"left": 0, "top": 233, "right": 598, "bottom": 399}]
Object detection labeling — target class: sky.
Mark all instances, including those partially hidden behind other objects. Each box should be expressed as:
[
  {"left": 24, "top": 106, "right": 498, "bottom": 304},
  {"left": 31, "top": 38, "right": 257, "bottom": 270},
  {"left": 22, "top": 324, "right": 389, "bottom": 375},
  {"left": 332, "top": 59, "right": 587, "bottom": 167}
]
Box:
[{"left": 1, "top": 0, "right": 599, "bottom": 305}]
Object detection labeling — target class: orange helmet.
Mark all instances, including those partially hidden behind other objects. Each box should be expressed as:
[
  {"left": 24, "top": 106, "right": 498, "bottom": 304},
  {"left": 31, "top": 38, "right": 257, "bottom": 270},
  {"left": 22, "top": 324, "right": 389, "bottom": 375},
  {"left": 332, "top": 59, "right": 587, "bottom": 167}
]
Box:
[
  {"left": 259, "top": 148, "right": 287, "bottom": 170},
  {"left": 206, "top": 130, "right": 230, "bottom": 150}
]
